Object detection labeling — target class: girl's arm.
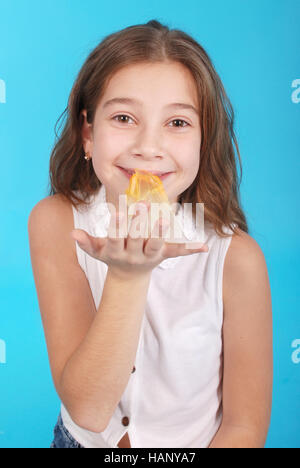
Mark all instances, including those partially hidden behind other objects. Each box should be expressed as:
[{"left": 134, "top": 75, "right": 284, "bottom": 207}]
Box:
[
  {"left": 60, "top": 269, "right": 151, "bottom": 432},
  {"left": 209, "top": 229, "right": 273, "bottom": 448},
  {"left": 28, "top": 196, "right": 151, "bottom": 433}
]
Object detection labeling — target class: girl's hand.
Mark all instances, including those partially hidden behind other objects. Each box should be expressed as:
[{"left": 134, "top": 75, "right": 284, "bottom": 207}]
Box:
[{"left": 70, "top": 201, "right": 209, "bottom": 279}]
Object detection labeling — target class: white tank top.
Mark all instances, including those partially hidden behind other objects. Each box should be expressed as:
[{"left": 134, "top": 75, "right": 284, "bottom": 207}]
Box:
[{"left": 60, "top": 184, "right": 236, "bottom": 448}]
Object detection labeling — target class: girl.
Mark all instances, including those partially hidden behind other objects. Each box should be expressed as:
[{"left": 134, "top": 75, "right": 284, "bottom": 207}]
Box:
[{"left": 28, "top": 19, "right": 273, "bottom": 448}]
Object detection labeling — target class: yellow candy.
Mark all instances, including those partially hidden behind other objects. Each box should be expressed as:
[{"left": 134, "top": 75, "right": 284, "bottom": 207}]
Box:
[
  {"left": 125, "top": 169, "right": 173, "bottom": 238},
  {"left": 125, "top": 169, "right": 170, "bottom": 206},
  {"left": 124, "top": 169, "right": 191, "bottom": 243}
]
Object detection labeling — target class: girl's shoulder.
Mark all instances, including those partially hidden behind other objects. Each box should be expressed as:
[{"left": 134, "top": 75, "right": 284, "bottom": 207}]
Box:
[
  {"left": 28, "top": 192, "right": 77, "bottom": 262},
  {"left": 29, "top": 192, "right": 73, "bottom": 221},
  {"left": 228, "top": 227, "right": 265, "bottom": 262},
  {"left": 223, "top": 227, "right": 269, "bottom": 306},
  {"left": 30, "top": 192, "right": 78, "bottom": 230}
]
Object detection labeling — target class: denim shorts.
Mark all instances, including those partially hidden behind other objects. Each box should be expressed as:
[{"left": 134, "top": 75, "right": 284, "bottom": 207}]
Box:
[{"left": 50, "top": 412, "right": 85, "bottom": 448}]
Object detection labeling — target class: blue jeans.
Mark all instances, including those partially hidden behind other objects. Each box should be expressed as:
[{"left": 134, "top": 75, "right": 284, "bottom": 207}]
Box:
[{"left": 50, "top": 412, "right": 85, "bottom": 448}]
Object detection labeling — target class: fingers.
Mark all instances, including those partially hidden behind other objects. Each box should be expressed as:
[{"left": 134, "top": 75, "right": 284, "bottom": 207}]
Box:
[
  {"left": 163, "top": 241, "right": 209, "bottom": 259},
  {"left": 126, "top": 204, "right": 149, "bottom": 255},
  {"left": 107, "top": 211, "right": 125, "bottom": 255},
  {"left": 126, "top": 202, "right": 167, "bottom": 258},
  {"left": 184, "top": 242, "right": 209, "bottom": 252},
  {"left": 144, "top": 217, "right": 169, "bottom": 257},
  {"left": 70, "top": 229, "right": 106, "bottom": 259},
  {"left": 70, "top": 211, "right": 209, "bottom": 269}
]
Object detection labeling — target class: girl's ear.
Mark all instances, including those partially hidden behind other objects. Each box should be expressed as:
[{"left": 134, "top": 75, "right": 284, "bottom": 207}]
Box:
[{"left": 80, "top": 109, "right": 93, "bottom": 153}]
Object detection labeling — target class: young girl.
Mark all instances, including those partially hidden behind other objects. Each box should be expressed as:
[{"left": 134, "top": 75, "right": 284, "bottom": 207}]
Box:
[{"left": 28, "top": 20, "right": 273, "bottom": 448}]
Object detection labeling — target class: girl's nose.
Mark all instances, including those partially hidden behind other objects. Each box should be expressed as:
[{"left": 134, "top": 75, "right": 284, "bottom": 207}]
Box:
[{"left": 132, "top": 126, "right": 164, "bottom": 160}]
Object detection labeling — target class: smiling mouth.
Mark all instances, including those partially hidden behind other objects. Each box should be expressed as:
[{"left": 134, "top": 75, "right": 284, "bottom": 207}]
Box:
[{"left": 117, "top": 166, "right": 174, "bottom": 180}]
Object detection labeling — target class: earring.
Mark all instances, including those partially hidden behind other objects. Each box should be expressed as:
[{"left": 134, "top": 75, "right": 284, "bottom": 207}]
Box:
[{"left": 84, "top": 152, "right": 91, "bottom": 161}]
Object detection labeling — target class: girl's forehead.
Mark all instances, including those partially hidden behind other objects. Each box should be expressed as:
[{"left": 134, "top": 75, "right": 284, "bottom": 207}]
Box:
[
  {"left": 106, "top": 61, "right": 195, "bottom": 87},
  {"left": 98, "top": 62, "right": 199, "bottom": 110}
]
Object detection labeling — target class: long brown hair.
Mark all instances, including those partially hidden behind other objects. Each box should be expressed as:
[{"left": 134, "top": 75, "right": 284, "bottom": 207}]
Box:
[{"left": 48, "top": 19, "right": 248, "bottom": 237}]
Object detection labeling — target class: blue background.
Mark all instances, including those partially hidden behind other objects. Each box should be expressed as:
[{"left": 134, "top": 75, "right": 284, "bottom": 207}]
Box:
[{"left": 0, "top": 0, "right": 299, "bottom": 448}]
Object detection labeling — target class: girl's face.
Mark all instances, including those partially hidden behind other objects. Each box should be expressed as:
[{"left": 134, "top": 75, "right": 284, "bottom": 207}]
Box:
[{"left": 81, "top": 61, "right": 201, "bottom": 210}]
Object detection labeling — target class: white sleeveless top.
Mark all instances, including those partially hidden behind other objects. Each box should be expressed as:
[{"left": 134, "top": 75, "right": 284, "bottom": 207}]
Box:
[{"left": 60, "top": 184, "right": 236, "bottom": 448}]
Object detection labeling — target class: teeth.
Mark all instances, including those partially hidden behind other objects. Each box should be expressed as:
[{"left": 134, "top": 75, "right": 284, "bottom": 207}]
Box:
[{"left": 122, "top": 167, "right": 168, "bottom": 177}]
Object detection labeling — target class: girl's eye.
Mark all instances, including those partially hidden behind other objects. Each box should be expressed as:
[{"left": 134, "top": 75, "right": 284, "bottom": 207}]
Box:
[
  {"left": 112, "top": 114, "right": 190, "bottom": 128},
  {"left": 113, "top": 115, "right": 134, "bottom": 124},
  {"left": 169, "top": 119, "right": 190, "bottom": 128}
]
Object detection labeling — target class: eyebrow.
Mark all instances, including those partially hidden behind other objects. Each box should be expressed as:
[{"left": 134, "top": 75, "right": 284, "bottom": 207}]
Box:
[{"left": 103, "top": 97, "right": 199, "bottom": 116}]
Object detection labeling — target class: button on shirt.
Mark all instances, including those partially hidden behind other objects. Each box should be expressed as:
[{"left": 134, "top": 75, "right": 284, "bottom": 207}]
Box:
[
  {"left": 60, "top": 184, "right": 236, "bottom": 448},
  {"left": 122, "top": 416, "right": 130, "bottom": 427}
]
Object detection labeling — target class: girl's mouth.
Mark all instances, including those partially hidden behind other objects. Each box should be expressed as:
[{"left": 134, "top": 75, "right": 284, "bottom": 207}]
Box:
[{"left": 117, "top": 166, "right": 174, "bottom": 180}]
